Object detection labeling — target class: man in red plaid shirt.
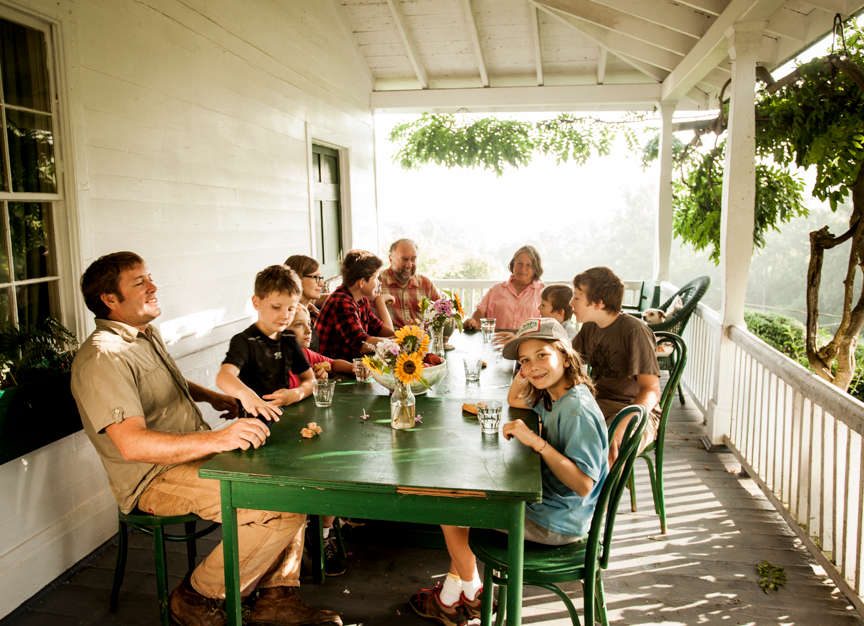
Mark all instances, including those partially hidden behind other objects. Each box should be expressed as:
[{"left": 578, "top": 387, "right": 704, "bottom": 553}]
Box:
[{"left": 379, "top": 239, "right": 441, "bottom": 328}]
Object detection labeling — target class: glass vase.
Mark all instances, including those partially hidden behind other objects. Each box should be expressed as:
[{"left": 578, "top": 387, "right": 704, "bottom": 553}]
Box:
[
  {"left": 390, "top": 380, "right": 416, "bottom": 430},
  {"left": 430, "top": 324, "right": 446, "bottom": 358}
]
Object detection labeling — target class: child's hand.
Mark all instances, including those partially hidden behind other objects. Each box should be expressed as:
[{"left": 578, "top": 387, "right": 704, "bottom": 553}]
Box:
[
  {"left": 239, "top": 390, "right": 282, "bottom": 422},
  {"left": 492, "top": 331, "right": 515, "bottom": 346},
  {"left": 375, "top": 293, "right": 395, "bottom": 306},
  {"left": 502, "top": 419, "right": 544, "bottom": 452},
  {"left": 263, "top": 387, "right": 304, "bottom": 407}
]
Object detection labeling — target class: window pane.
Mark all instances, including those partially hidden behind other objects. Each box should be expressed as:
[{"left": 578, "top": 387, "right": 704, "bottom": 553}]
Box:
[
  {"left": 9, "top": 202, "right": 51, "bottom": 281},
  {"left": 0, "top": 204, "right": 9, "bottom": 283},
  {"left": 15, "top": 281, "right": 54, "bottom": 330},
  {"left": 0, "top": 19, "right": 51, "bottom": 112},
  {"left": 0, "top": 287, "right": 10, "bottom": 326},
  {"left": 6, "top": 109, "right": 55, "bottom": 193},
  {"left": 0, "top": 133, "right": 6, "bottom": 191}
]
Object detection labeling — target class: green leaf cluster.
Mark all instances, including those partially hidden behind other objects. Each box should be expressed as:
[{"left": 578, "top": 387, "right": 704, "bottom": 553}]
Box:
[
  {"left": 389, "top": 113, "right": 637, "bottom": 176},
  {"left": 671, "top": 141, "right": 807, "bottom": 262},
  {"left": 0, "top": 317, "right": 77, "bottom": 389},
  {"left": 755, "top": 560, "right": 787, "bottom": 593}
]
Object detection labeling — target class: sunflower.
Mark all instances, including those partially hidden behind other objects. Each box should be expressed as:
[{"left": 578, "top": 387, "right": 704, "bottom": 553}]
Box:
[
  {"left": 452, "top": 292, "right": 464, "bottom": 317},
  {"left": 395, "top": 324, "right": 429, "bottom": 355},
  {"left": 362, "top": 355, "right": 381, "bottom": 374},
  {"left": 394, "top": 351, "right": 424, "bottom": 385}
]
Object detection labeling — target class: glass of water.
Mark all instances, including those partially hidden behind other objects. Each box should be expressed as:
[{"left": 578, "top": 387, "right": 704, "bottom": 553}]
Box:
[
  {"left": 477, "top": 400, "right": 502, "bottom": 435},
  {"left": 312, "top": 379, "right": 336, "bottom": 407},
  {"left": 480, "top": 318, "right": 496, "bottom": 343}
]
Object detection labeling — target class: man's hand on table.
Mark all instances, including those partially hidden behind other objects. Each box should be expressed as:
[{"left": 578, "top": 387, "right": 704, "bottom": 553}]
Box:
[{"left": 217, "top": 418, "right": 271, "bottom": 452}]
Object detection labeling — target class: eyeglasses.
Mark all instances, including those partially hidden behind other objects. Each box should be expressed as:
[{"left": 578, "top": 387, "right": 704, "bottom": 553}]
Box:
[{"left": 304, "top": 274, "right": 325, "bottom": 283}]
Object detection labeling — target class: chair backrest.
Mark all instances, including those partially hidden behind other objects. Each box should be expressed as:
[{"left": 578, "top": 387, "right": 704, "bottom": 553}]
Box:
[
  {"left": 653, "top": 332, "right": 688, "bottom": 443},
  {"left": 649, "top": 276, "right": 710, "bottom": 335},
  {"left": 583, "top": 405, "right": 648, "bottom": 571}
]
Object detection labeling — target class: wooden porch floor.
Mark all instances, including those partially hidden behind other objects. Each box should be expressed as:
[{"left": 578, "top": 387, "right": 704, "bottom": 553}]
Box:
[{"left": 2, "top": 397, "right": 861, "bottom": 626}]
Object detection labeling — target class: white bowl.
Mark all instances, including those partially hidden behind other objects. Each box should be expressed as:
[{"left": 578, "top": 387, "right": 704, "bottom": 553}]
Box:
[{"left": 370, "top": 362, "right": 448, "bottom": 394}]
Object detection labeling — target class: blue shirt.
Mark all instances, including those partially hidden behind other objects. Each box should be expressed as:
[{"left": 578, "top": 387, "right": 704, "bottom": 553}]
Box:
[{"left": 526, "top": 384, "right": 609, "bottom": 537}]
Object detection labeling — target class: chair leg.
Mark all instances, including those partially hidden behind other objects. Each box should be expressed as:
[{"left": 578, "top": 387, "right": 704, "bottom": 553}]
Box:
[
  {"left": 184, "top": 520, "right": 197, "bottom": 575},
  {"left": 109, "top": 520, "right": 128, "bottom": 612},
  {"left": 304, "top": 515, "right": 325, "bottom": 584},
  {"left": 582, "top": 570, "right": 595, "bottom": 626},
  {"left": 153, "top": 526, "right": 171, "bottom": 626},
  {"left": 480, "top": 566, "right": 495, "bottom": 626},
  {"left": 677, "top": 382, "right": 685, "bottom": 405},
  {"left": 594, "top": 575, "right": 609, "bottom": 626},
  {"left": 655, "top": 452, "right": 667, "bottom": 535},
  {"left": 628, "top": 472, "right": 637, "bottom": 512},
  {"left": 538, "top": 583, "right": 580, "bottom": 626},
  {"left": 494, "top": 580, "right": 507, "bottom": 626}
]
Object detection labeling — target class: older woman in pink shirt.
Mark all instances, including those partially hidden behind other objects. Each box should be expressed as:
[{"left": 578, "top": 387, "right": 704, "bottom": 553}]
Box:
[{"left": 464, "top": 245, "right": 545, "bottom": 332}]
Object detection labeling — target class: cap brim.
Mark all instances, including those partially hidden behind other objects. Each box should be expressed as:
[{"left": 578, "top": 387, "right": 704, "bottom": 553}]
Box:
[{"left": 501, "top": 337, "right": 522, "bottom": 360}]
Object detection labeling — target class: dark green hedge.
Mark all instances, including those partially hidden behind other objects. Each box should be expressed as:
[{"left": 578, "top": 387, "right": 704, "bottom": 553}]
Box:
[{"left": 744, "top": 311, "right": 864, "bottom": 402}]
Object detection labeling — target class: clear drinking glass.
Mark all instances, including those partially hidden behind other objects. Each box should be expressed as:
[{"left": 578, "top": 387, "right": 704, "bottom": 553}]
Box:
[
  {"left": 352, "top": 357, "right": 373, "bottom": 383},
  {"left": 312, "top": 379, "right": 336, "bottom": 407},
  {"left": 463, "top": 357, "right": 483, "bottom": 383},
  {"left": 478, "top": 400, "right": 502, "bottom": 434},
  {"left": 480, "top": 318, "right": 496, "bottom": 343}
]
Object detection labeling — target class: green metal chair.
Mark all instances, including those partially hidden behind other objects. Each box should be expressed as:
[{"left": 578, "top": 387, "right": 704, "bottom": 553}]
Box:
[
  {"left": 629, "top": 332, "right": 688, "bottom": 534},
  {"left": 110, "top": 509, "right": 219, "bottom": 626},
  {"left": 469, "top": 405, "right": 648, "bottom": 626},
  {"left": 647, "top": 276, "right": 709, "bottom": 405}
]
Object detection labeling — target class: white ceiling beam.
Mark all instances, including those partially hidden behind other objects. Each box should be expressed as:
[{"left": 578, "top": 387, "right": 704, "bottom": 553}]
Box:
[
  {"left": 661, "top": 0, "right": 786, "bottom": 101},
  {"left": 535, "top": 0, "right": 695, "bottom": 55},
  {"left": 804, "top": 0, "right": 849, "bottom": 13},
  {"left": 370, "top": 83, "right": 663, "bottom": 111},
  {"left": 458, "top": 0, "right": 489, "bottom": 87},
  {"left": 597, "top": 48, "right": 607, "bottom": 83},
  {"left": 529, "top": 4, "right": 544, "bottom": 86},
  {"left": 385, "top": 0, "right": 429, "bottom": 89},
  {"left": 539, "top": 5, "right": 683, "bottom": 70},
  {"left": 590, "top": 0, "right": 712, "bottom": 38},
  {"left": 673, "top": 0, "right": 730, "bottom": 15}
]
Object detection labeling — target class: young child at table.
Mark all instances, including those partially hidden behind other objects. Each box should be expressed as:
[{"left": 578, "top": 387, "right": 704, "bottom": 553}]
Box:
[
  {"left": 410, "top": 318, "right": 609, "bottom": 625},
  {"left": 286, "top": 304, "right": 354, "bottom": 386},
  {"left": 493, "top": 284, "right": 578, "bottom": 346},
  {"left": 216, "top": 264, "right": 313, "bottom": 421}
]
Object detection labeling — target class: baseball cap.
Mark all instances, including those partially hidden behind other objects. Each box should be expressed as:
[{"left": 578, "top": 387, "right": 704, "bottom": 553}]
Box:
[{"left": 502, "top": 318, "right": 571, "bottom": 360}]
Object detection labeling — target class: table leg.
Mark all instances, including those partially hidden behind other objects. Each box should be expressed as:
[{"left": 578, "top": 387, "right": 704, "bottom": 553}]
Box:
[
  {"left": 505, "top": 501, "right": 525, "bottom": 626},
  {"left": 220, "top": 481, "right": 242, "bottom": 626}
]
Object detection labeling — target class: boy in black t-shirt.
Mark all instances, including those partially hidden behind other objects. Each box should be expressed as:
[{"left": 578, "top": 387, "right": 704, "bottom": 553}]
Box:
[{"left": 217, "top": 265, "right": 313, "bottom": 421}]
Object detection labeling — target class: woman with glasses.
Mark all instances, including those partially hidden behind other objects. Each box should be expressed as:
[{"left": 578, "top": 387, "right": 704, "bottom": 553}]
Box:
[{"left": 285, "top": 255, "right": 327, "bottom": 350}]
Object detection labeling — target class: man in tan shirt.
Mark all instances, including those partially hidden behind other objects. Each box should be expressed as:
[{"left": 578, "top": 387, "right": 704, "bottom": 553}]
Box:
[{"left": 72, "top": 251, "right": 341, "bottom": 626}]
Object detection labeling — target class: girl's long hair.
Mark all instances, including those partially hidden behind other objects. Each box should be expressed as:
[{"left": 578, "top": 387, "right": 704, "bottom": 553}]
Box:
[{"left": 522, "top": 338, "right": 594, "bottom": 411}]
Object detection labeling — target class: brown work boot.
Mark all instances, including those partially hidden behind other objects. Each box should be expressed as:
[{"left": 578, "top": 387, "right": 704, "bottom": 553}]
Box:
[
  {"left": 169, "top": 576, "right": 226, "bottom": 626},
  {"left": 248, "top": 587, "right": 342, "bottom": 625}
]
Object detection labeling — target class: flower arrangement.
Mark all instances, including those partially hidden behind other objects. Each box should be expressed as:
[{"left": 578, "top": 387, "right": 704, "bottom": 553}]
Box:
[
  {"left": 363, "top": 325, "right": 431, "bottom": 387},
  {"left": 420, "top": 290, "right": 465, "bottom": 332}
]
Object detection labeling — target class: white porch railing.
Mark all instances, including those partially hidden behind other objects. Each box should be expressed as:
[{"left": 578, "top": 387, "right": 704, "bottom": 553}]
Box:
[
  {"left": 434, "top": 278, "right": 647, "bottom": 318},
  {"left": 684, "top": 300, "right": 864, "bottom": 615}
]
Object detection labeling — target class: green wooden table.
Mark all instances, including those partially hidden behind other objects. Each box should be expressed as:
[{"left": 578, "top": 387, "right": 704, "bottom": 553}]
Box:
[{"left": 200, "top": 332, "right": 542, "bottom": 626}]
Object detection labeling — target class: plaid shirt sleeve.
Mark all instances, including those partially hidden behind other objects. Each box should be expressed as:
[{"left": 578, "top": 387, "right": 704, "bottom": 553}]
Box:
[
  {"left": 315, "top": 287, "right": 370, "bottom": 359},
  {"left": 362, "top": 298, "right": 385, "bottom": 336}
]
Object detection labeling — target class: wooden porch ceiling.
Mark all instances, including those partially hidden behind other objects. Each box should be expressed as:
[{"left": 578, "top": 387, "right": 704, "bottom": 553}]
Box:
[{"left": 336, "top": 0, "right": 864, "bottom": 111}]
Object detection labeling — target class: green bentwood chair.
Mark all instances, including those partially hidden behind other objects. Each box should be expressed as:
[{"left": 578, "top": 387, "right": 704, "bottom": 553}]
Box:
[
  {"left": 469, "top": 405, "right": 648, "bottom": 626},
  {"left": 628, "top": 332, "right": 688, "bottom": 534},
  {"left": 647, "top": 276, "right": 709, "bottom": 405},
  {"left": 110, "top": 509, "right": 219, "bottom": 626}
]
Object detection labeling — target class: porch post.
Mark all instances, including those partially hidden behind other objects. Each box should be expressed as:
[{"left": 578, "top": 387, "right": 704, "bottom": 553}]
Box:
[
  {"left": 705, "top": 22, "right": 762, "bottom": 445},
  {"left": 655, "top": 100, "right": 676, "bottom": 285}
]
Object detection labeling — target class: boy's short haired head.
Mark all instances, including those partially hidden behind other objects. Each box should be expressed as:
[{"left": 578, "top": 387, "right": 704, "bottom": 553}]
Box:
[
  {"left": 254, "top": 265, "right": 300, "bottom": 299},
  {"left": 509, "top": 245, "right": 543, "bottom": 280},
  {"left": 341, "top": 249, "right": 383, "bottom": 287},
  {"left": 80, "top": 251, "right": 145, "bottom": 318},
  {"left": 284, "top": 254, "right": 319, "bottom": 279},
  {"left": 541, "top": 284, "right": 573, "bottom": 319},
  {"left": 573, "top": 267, "right": 624, "bottom": 313}
]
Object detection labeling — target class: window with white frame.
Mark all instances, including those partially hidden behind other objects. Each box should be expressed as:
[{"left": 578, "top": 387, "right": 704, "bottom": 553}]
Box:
[{"left": 0, "top": 13, "right": 61, "bottom": 329}]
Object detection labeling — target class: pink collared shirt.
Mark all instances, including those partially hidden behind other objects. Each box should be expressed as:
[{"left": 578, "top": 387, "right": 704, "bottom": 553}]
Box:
[{"left": 475, "top": 278, "right": 545, "bottom": 331}]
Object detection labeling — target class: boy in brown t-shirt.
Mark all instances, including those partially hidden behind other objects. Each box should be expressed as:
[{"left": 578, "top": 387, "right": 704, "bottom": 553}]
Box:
[{"left": 571, "top": 266, "right": 661, "bottom": 461}]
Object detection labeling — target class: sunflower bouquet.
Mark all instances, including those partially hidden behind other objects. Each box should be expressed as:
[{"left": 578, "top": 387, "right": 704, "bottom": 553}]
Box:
[{"left": 362, "top": 325, "right": 431, "bottom": 388}]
